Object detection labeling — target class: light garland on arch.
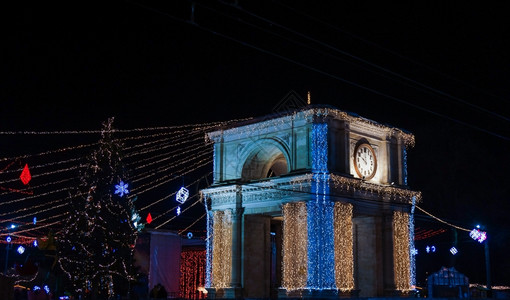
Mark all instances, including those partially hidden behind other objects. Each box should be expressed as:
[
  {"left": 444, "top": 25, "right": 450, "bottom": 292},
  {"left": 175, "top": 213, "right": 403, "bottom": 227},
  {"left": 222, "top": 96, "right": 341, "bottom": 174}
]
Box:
[
  {"left": 392, "top": 210, "right": 412, "bottom": 291},
  {"left": 330, "top": 174, "right": 422, "bottom": 203},
  {"left": 211, "top": 210, "right": 232, "bottom": 288},
  {"left": 281, "top": 202, "right": 308, "bottom": 291},
  {"left": 308, "top": 107, "right": 415, "bottom": 148},
  {"left": 333, "top": 202, "right": 354, "bottom": 291}
]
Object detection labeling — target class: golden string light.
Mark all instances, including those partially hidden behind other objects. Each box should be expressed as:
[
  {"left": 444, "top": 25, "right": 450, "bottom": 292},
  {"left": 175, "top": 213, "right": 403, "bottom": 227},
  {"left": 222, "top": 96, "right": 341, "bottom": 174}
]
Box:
[
  {"left": 211, "top": 210, "right": 232, "bottom": 288},
  {"left": 0, "top": 162, "right": 84, "bottom": 187},
  {"left": 415, "top": 205, "right": 470, "bottom": 232},
  {"left": 392, "top": 210, "right": 412, "bottom": 291},
  {"left": 330, "top": 174, "right": 422, "bottom": 203},
  {"left": 1, "top": 124, "right": 220, "bottom": 237},
  {"left": 128, "top": 146, "right": 213, "bottom": 186},
  {"left": 137, "top": 167, "right": 212, "bottom": 211},
  {"left": 281, "top": 202, "right": 308, "bottom": 291},
  {"left": 0, "top": 186, "right": 74, "bottom": 207},
  {"left": 153, "top": 194, "right": 203, "bottom": 228},
  {"left": 333, "top": 202, "right": 354, "bottom": 291},
  {"left": 178, "top": 213, "right": 206, "bottom": 235}
]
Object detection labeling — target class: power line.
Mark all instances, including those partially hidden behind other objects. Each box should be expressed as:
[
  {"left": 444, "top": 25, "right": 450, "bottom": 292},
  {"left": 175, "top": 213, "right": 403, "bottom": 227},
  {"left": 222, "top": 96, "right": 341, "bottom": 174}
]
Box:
[
  {"left": 217, "top": 0, "right": 510, "bottom": 124},
  {"left": 126, "top": 0, "right": 510, "bottom": 141},
  {"left": 270, "top": 0, "right": 510, "bottom": 107}
]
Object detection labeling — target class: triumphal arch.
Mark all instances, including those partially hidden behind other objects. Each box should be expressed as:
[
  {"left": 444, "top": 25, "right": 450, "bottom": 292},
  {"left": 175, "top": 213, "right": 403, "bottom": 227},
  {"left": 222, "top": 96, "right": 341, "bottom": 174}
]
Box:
[{"left": 202, "top": 105, "right": 421, "bottom": 298}]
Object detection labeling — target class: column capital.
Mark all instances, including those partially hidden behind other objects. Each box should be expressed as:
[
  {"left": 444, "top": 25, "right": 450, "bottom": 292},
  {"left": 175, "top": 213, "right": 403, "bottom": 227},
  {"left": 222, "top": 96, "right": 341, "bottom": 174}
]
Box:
[{"left": 231, "top": 207, "right": 244, "bottom": 219}]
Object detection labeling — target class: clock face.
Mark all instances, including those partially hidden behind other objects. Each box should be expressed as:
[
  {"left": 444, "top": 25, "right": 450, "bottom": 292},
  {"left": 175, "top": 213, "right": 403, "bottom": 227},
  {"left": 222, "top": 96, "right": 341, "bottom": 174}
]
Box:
[{"left": 354, "top": 143, "right": 377, "bottom": 180}]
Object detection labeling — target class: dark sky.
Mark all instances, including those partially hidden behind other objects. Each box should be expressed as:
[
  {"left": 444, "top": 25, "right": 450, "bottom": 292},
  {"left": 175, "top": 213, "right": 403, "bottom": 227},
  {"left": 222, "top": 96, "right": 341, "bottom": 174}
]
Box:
[{"left": 2, "top": 0, "right": 510, "bottom": 286}]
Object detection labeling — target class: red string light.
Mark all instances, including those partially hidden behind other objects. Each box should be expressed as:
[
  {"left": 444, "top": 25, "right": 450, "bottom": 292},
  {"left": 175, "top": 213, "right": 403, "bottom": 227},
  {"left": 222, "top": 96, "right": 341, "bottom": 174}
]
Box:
[{"left": 179, "top": 247, "right": 206, "bottom": 299}]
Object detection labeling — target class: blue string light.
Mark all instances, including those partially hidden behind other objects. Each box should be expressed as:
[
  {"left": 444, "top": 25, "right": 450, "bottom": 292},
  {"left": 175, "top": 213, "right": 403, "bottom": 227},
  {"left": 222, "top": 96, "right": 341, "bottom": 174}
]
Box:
[
  {"left": 204, "top": 199, "right": 213, "bottom": 288},
  {"left": 307, "top": 123, "right": 336, "bottom": 290}
]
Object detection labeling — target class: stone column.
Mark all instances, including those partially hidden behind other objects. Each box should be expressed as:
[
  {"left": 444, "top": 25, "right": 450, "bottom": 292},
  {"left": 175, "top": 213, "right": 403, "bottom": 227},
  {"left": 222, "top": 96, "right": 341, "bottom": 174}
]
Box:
[
  {"left": 230, "top": 207, "right": 243, "bottom": 288},
  {"left": 226, "top": 185, "right": 244, "bottom": 298}
]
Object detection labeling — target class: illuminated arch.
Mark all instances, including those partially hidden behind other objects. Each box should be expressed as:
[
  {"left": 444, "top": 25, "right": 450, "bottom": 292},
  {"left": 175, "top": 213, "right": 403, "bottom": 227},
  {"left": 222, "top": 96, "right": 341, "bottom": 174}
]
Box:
[{"left": 238, "top": 138, "right": 291, "bottom": 180}]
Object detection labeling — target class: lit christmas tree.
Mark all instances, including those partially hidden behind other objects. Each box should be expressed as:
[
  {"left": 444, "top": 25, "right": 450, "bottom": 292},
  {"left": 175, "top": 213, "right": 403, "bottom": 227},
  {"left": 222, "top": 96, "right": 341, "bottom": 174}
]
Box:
[{"left": 57, "top": 118, "right": 140, "bottom": 299}]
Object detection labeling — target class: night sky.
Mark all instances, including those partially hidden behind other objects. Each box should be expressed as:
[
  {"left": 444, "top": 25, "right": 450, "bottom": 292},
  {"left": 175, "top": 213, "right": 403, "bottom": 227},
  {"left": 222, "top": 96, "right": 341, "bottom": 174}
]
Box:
[{"left": 2, "top": 0, "right": 510, "bottom": 287}]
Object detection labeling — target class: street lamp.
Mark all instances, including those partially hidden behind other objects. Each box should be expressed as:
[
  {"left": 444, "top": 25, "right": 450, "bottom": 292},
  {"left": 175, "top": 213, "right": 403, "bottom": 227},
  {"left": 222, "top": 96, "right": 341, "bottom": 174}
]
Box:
[
  {"left": 471, "top": 225, "right": 491, "bottom": 293},
  {"left": 4, "top": 236, "right": 12, "bottom": 273}
]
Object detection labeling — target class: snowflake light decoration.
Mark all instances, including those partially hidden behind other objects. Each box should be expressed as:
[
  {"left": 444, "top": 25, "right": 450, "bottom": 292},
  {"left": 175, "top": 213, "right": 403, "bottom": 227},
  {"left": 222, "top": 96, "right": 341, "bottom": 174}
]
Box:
[
  {"left": 176, "top": 186, "right": 189, "bottom": 204},
  {"left": 114, "top": 181, "right": 129, "bottom": 197}
]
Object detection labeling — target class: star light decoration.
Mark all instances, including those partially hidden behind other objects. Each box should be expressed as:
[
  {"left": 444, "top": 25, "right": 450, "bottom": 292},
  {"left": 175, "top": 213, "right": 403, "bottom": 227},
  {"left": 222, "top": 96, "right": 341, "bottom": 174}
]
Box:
[{"left": 114, "top": 181, "right": 129, "bottom": 197}]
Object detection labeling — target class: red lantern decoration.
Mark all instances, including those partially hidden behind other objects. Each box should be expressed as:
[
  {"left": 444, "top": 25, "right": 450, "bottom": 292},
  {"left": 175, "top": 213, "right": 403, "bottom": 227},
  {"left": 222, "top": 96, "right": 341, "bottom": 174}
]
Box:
[{"left": 146, "top": 213, "right": 152, "bottom": 224}]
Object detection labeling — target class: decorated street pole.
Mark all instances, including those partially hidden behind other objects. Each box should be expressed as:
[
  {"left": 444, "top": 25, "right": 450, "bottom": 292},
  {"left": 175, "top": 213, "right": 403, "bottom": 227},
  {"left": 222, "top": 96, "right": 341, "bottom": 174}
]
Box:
[
  {"left": 470, "top": 225, "right": 491, "bottom": 294},
  {"left": 485, "top": 240, "right": 491, "bottom": 293}
]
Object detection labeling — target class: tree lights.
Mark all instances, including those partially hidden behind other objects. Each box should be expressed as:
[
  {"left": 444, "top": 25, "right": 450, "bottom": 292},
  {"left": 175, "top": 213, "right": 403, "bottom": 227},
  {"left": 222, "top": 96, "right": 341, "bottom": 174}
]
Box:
[{"left": 57, "top": 118, "right": 140, "bottom": 299}]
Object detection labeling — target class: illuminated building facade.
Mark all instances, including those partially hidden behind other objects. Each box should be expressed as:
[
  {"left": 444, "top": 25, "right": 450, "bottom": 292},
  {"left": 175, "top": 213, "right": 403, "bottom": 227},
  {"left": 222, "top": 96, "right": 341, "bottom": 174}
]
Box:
[{"left": 202, "top": 105, "right": 421, "bottom": 298}]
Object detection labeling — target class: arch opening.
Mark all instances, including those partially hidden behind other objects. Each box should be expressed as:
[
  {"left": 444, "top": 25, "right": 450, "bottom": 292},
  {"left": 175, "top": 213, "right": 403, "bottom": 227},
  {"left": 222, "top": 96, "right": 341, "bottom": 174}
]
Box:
[{"left": 241, "top": 142, "right": 289, "bottom": 181}]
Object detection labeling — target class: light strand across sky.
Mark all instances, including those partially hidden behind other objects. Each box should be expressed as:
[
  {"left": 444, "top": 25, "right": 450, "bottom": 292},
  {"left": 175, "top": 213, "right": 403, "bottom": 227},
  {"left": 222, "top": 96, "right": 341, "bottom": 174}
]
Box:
[{"left": 0, "top": 118, "right": 251, "bottom": 240}]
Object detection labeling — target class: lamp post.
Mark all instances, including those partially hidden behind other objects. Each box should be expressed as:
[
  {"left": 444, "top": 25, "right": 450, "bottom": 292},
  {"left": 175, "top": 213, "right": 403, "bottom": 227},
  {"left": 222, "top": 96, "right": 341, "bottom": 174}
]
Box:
[
  {"left": 484, "top": 239, "right": 491, "bottom": 292},
  {"left": 4, "top": 237, "right": 12, "bottom": 273},
  {"left": 471, "top": 225, "right": 491, "bottom": 294}
]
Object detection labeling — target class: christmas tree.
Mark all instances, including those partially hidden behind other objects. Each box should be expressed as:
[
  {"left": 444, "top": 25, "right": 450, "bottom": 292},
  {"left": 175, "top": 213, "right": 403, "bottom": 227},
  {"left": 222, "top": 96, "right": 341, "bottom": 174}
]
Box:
[{"left": 57, "top": 118, "right": 141, "bottom": 299}]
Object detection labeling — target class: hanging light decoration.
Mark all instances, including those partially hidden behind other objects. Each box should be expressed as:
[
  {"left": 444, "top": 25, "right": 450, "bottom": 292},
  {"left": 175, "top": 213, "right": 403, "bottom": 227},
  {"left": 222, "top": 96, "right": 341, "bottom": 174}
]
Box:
[
  {"left": 176, "top": 186, "right": 189, "bottom": 204},
  {"left": 114, "top": 180, "right": 129, "bottom": 197},
  {"left": 20, "top": 164, "right": 31, "bottom": 185}
]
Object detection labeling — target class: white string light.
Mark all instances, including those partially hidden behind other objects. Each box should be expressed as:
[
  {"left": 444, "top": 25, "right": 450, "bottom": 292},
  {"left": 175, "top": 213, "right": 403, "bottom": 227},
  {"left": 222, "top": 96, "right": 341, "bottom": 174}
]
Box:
[{"left": 0, "top": 119, "right": 236, "bottom": 237}]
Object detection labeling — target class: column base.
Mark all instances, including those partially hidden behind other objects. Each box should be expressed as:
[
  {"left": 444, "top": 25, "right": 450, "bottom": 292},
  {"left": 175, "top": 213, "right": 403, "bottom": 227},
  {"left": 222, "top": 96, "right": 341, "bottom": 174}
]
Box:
[
  {"left": 384, "top": 289, "right": 417, "bottom": 297},
  {"left": 206, "top": 287, "right": 243, "bottom": 299},
  {"left": 338, "top": 289, "right": 360, "bottom": 298},
  {"left": 278, "top": 288, "right": 359, "bottom": 299}
]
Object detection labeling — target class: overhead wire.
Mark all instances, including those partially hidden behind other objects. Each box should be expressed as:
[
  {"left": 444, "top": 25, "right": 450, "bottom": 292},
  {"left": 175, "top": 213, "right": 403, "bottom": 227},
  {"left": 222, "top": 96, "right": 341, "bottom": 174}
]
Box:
[
  {"left": 270, "top": 0, "right": 510, "bottom": 115},
  {"left": 4, "top": 0, "right": 502, "bottom": 242},
  {"left": 127, "top": 0, "right": 510, "bottom": 141},
  {"left": 0, "top": 119, "right": 234, "bottom": 238},
  {"left": 212, "top": 0, "right": 510, "bottom": 132}
]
